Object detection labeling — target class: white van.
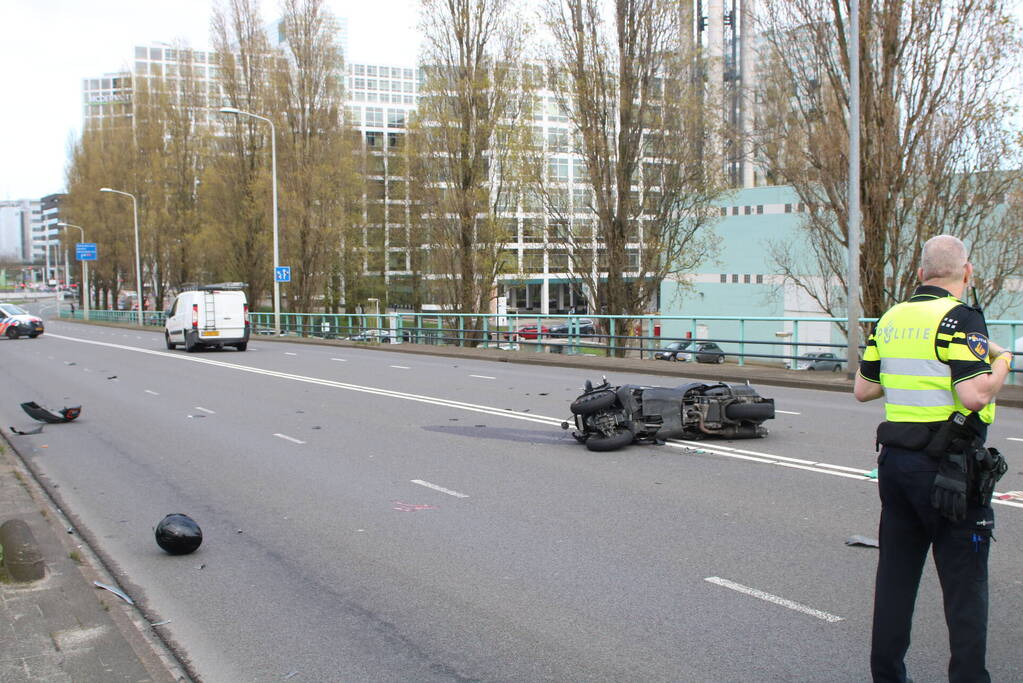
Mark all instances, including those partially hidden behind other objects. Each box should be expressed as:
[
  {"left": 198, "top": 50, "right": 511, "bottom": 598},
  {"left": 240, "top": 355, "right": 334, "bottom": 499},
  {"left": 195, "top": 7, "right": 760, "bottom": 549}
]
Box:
[{"left": 164, "top": 285, "right": 249, "bottom": 352}]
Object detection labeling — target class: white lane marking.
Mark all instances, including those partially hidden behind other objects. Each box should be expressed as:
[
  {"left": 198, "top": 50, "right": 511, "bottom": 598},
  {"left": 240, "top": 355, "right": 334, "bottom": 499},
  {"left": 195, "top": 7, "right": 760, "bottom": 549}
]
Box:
[
  {"left": 390, "top": 365, "right": 411, "bottom": 370},
  {"left": 38, "top": 332, "right": 1023, "bottom": 511},
  {"left": 775, "top": 409, "right": 801, "bottom": 415},
  {"left": 705, "top": 577, "right": 843, "bottom": 623},
  {"left": 284, "top": 352, "right": 298, "bottom": 356},
  {"left": 1008, "top": 437, "right": 1023, "bottom": 442},
  {"left": 273, "top": 433, "right": 306, "bottom": 445},
  {"left": 331, "top": 358, "right": 347, "bottom": 362},
  {"left": 145, "top": 389, "right": 159, "bottom": 396},
  {"left": 412, "top": 479, "right": 470, "bottom": 498},
  {"left": 194, "top": 406, "right": 215, "bottom": 414},
  {"left": 470, "top": 374, "right": 496, "bottom": 380}
]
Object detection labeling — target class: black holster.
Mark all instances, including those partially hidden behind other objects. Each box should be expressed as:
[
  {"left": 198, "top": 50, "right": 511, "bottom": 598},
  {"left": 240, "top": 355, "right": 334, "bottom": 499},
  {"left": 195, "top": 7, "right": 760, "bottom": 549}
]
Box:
[
  {"left": 972, "top": 446, "right": 1008, "bottom": 508},
  {"left": 926, "top": 412, "right": 1006, "bottom": 508}
]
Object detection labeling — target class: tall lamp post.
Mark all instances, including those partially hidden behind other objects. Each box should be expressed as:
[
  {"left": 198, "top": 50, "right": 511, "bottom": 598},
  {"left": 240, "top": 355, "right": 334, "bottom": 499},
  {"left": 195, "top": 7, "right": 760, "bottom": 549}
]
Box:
[
  {"left": 57, "top": 223, "right": 90, "bottom": 321},
  {"left": 218, "top": 106, "right": 280, "bottom": 336},
  {"left": 99, "top": 187, "right": 143, "bottom": 327}
]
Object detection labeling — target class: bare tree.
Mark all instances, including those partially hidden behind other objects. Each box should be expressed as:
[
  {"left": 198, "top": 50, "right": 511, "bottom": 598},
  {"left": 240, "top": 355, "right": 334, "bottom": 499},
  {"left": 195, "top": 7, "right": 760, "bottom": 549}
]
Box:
[
  {"left": 756, "top": 0, "right": 1023, "bottom": 322},
  {"left": 204, "top": 0, "right": 278, "bottom": 309},
  {"left": 408, "top": 0, "right": 532, "bottom": 327},
  {"left": 272, "top": 0, "right": 361, "bottom": 312},
  {"left": 538, "top": 0, "right": 725, "bottom": 348}
]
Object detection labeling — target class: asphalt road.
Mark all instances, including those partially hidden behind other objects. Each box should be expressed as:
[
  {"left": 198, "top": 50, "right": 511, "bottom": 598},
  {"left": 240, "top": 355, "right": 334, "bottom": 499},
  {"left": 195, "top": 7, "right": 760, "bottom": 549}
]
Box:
[{"left": 3, "top": 318, "right": 1023, "bottom": 682}]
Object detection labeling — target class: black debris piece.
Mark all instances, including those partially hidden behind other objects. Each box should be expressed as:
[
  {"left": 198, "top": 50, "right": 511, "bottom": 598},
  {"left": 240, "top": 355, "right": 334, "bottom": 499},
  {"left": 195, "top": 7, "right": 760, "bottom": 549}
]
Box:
[
  {"left": 107, "top": 376, "right": 118, "bottom": 380},
  {"left": 155, "top": 514, "right": 203, "bottom": 555},
  {"left": 845, "top": 535, "right": 880, "bottom": 548},
  {"left": 21, "top": 402, "right": 81, "bottom": 424},
  {"left": 9, "top": 425, "right": 44, "bottom": 435}
]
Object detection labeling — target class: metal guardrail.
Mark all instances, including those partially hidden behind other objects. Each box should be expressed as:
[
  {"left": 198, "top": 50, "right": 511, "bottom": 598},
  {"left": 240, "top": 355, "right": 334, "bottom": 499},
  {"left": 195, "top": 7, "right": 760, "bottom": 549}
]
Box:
[{"left": 58, "top": 309, "right": 1021, "bottom": 383}]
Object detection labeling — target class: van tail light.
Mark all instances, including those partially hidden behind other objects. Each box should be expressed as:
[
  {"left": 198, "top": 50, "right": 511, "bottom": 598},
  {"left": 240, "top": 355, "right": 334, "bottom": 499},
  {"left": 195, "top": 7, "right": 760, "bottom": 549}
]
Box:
[
  {"left": 244, "top": 304, "right": 250, "bottom": 327},
  {"left": 192, "top": 304, "right": 198, "bottom": 329}
]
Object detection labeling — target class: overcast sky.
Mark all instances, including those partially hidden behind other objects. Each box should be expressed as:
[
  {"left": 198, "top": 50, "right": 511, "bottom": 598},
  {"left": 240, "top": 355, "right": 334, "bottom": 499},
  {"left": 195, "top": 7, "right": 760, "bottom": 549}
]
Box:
[
  {"left": 3, "top": 1, "right": 1023, "bottom": 202},
  {"left": 0, "top": 0, "right": 421, "bottom": 201}
]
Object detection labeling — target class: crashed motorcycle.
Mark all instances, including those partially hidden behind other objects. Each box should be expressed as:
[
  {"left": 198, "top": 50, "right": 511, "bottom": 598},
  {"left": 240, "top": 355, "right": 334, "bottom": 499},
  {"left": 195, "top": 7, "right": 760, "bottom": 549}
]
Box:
[{"left": 564, "top": 377, "right": 775, "bottom": 452}]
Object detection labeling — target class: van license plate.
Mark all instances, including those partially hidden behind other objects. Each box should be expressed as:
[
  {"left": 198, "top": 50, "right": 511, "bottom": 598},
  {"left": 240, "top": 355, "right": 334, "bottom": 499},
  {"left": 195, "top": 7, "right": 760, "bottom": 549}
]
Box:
[{"left": 201, "top": 330, "right": 220, "bottom": 336}]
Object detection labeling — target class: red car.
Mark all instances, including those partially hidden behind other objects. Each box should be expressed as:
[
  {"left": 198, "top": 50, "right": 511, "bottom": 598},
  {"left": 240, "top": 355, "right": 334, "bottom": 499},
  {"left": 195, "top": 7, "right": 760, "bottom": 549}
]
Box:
[{"left": 514, "top": 324, "right": 550, "bottom": 340}]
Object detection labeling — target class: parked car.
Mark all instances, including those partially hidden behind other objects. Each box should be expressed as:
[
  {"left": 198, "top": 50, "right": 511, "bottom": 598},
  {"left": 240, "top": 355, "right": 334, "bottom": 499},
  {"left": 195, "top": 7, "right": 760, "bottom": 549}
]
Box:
[
  {"left": 655, "top": 340, "right": 726, "bottom": 363},
  {"left": 0, "top": 303, "right": 44, "bottom": 339},
  {"left": 549, "top": 318, "right": 596, "bottom": 337},
  {"left": 164, "top": 285, "right": 249, "bottom": 352},
  {"left": 798, "top": 351, "right": 843, "bottom": 372},
  {"left": 514, "top": 324, "right": 551, "bottom": 340}
]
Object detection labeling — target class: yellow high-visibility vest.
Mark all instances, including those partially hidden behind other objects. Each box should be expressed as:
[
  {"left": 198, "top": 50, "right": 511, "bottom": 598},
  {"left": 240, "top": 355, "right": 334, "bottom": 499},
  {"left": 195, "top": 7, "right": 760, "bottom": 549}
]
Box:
[{"left": 865, "top": 295, "right": 995, "bottom": 424}]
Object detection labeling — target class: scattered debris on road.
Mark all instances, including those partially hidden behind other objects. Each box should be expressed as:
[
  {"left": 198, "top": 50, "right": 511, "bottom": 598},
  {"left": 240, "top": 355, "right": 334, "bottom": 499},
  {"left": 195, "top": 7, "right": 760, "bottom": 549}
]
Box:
[
  {"left": 20, "top": 401, "right": 81, "bottom": 423},
  {"left": 93, "top": 581, "right": 135, "bottom": 605},
  {"left": 845, "top": 535, "right": 880, "bottom": 548},
  {"left": 9, "top": 425, "right": 44, "bottom": 435}
]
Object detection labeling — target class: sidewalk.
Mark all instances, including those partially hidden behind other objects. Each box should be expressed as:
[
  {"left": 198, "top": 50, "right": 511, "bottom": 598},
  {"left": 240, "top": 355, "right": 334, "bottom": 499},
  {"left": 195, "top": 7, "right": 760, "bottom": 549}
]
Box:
[{"left": 0, "top": 440, "right": 185, "bottom": 682}]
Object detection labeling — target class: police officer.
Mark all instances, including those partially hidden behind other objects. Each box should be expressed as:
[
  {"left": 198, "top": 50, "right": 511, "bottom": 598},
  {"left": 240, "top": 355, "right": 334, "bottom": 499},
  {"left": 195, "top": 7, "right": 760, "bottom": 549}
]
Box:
[{"left": 854, "top": 235, "right": 1012, "bottom": 682}]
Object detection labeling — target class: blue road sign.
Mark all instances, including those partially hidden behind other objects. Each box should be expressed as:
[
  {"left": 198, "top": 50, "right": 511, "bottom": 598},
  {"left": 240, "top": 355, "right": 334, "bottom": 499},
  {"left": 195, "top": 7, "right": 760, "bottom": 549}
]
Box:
[
  {"left": 76, "top": 243, "right": 98, "bottom": 261},
  {"left": 275, "top": 266, "right": 291, "bottom": 283}
]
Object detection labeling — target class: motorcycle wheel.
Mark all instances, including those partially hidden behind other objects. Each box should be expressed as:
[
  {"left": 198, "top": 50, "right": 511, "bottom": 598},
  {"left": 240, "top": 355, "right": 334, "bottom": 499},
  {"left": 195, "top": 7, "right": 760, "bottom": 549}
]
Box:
[
  {"left": 570, "top": 390, "right": 617, "bottom": 416},
  {"left": 585, "top": 427, "right": 634, "bottom": 452}
]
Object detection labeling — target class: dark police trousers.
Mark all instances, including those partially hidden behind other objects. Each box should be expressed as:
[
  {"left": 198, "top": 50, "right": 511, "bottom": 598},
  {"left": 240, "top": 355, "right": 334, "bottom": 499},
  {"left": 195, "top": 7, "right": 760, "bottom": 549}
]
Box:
[{"left": 871, "top": 446, "right": 994, "bottom": 683}]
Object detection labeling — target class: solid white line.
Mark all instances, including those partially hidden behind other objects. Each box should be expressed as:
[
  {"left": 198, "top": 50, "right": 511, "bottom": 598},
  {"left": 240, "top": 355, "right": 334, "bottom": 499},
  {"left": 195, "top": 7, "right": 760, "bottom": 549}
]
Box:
[
  {"left": 38, "top": 332, "right": 1023, "bottom": 511},
  {"left": 390, "top": 365, "right": 410, "bottom": 369},
  {"left": 331, "top": 358, "right": 347, "bottom": 362},
  {"left": 704, "top": 577, "right": 843, "bottom": 623},
  {"left": 273, "top": 433, "right": 305, "bottom": 445},
  {"left": 194, "top": 406, "right": 215, "bottom": 414},
  {"left": 411, "top": 479, "right": 470, "bottom": 498},
  {"left": 144, "top": 389, "right": 159, "bottom": 396},
  {"left": 284, "top": 352, "right": 298, "bottom": 356},
  {"left": 470, "top": 374, "right": 496, "bottom": 379},
  {"left": 775, "top": 409, "right": 801, "bottom": 415}
]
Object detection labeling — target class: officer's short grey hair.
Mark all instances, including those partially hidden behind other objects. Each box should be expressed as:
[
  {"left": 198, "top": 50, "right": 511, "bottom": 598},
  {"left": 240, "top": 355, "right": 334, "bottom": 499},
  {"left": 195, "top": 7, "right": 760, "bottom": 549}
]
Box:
[{"left": 920, "top": 235, "right": 968, "bottom": 281}]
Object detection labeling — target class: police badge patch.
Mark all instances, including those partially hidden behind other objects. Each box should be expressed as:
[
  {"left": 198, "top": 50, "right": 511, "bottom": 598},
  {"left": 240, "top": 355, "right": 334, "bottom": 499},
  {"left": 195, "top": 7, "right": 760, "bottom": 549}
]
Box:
[{"left": 966, "top": 332, "right": 990, "bottom": 360}]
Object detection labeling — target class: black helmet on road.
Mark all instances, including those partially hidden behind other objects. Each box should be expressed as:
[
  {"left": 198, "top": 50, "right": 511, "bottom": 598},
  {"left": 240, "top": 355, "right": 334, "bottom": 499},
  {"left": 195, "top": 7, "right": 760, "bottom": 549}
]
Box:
[{"left": 155, "top": 514, "right": 203, "bottom": 555}]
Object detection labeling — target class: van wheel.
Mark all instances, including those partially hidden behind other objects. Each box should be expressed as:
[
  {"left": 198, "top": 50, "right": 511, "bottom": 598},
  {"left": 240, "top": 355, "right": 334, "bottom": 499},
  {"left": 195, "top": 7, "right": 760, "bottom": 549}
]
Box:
[
  {"left": 235, "top": 342, "right": 247, "bottom": 351},
  {"left": 165, "top": 332, "right": 176, "bottom": 350}
]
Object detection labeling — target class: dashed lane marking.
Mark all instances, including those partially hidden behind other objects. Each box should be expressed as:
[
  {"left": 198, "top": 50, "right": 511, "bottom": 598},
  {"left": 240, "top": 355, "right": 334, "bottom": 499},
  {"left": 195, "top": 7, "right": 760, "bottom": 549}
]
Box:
[
  {"left": 195, "top": 406, "right": 215, "bottom": 414},
  {"left": 331, "top": 358, "right": 347, "bottom": 362},
  {"left": 390, "top": 365, "right": 411, "bottom": 370},
  {"left": 775, "top": 410, "right": 801, "bottom": 415},
  {"left": 705, "top": 577, "right": 843, "bottom": 623},
  {"left": 144, "top": 390, "right": 159, "bottom": 396},
  {"left": 285, "top": 352, "right": 298, "bottom": 356},
  {"left": 411, "top": 479, "right": 470, "bottom": 498},
  {"left": 470, "top": 374, "right": 496, "bottom": 379},
  {"left": 273, "top": 433, "right": 305, "bottom": 445},
  {"left": 40, "top": 332, "right": 1023, "bottom": 512},
  {"left": 1008, "top": 437, "right": 1023, "bottom": 442}
]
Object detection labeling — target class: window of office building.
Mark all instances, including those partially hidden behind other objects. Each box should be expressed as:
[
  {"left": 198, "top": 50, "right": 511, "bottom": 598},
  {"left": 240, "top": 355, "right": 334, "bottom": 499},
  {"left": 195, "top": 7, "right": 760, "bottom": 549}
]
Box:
[
  {"left": 387, "top": 109, "right": 405, "bottom": 128},
  {"left": 354, "top": 64, "right": 365, "bottom": 75},
  {"left": 366, "top": 107, "right": 384, "bottom": 125},
  {"left": 388, "top": 251, "right": 408, "bottom": 272},
  {"left": 365, "top": 131, "right": 382, "bottom": 148},
  {"left": 720, "top": 273, "right": 728, "bottom": 283},
  {"left": 403, "top": 68, "right": 413, "bottom": 79},
  {"left": 135, "top": 62, "right": 147, "bottom": 75},
  {"left": 367, "top": 65, "right": 377, "bottom": 76},
  {"left": 135, "top": 46, "right": 147, "bottom": 59},
  {"left": 547, "top": 128, "right": 568, "bottom": 151},
  {"left": 522, "top": 218, "right": 543, "bottom": 242},
  {"left": 150, "top": 47, "right": 162, "bottom": 60},
  {"left": 572, "top": 158, "right": 589, "bottom": 182},
  {"left": 522, "top": 250, "right": 545, "bottom": 272},
  {"left": 548, "top": 157, "right": 569, "bottom": 182}
]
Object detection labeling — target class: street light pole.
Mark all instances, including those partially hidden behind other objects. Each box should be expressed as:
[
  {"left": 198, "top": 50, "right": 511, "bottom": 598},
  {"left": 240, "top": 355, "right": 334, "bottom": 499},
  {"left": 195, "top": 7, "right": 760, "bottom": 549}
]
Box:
[
  {"left": 846, "top": 0, "right": 862, "bottom": 379},
  {"left": 100, "top": 188, "right": 143, "bottom": 327},
  {"left": 58, "top": 223, "right": 89, "bottom": 321},
  {"left": 218, "top": 107, "right": 281, "bottom": 336}
]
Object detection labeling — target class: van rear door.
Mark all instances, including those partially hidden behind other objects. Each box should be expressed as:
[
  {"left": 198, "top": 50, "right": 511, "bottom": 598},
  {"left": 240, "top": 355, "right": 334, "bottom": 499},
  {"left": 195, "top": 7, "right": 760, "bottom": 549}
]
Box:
[{"left": 203, "top": 291, "right": 246, "bottom": 336}]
